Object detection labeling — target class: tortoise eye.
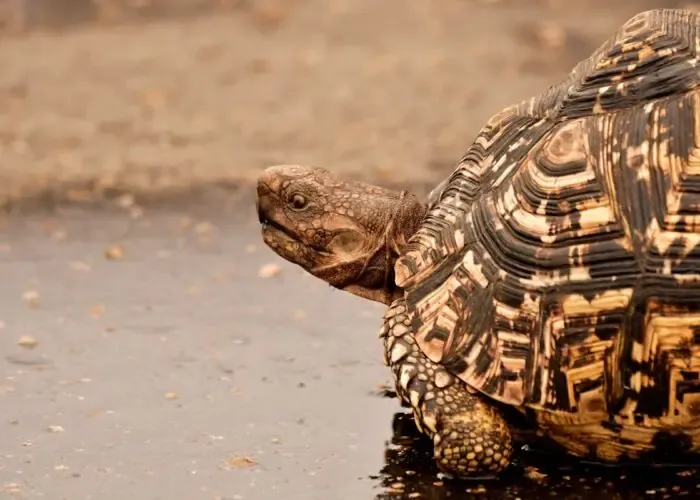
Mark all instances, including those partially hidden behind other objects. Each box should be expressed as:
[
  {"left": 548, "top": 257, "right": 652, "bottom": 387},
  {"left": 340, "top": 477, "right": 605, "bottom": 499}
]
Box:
[{"left": 289, "top": 193, "right": 308, "bottom": 211}]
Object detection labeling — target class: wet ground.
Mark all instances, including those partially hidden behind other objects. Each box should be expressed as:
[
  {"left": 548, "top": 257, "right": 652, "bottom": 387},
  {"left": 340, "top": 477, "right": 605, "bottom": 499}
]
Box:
[{"left": 2, "top": 197, "right": 700, "bottom": 500}]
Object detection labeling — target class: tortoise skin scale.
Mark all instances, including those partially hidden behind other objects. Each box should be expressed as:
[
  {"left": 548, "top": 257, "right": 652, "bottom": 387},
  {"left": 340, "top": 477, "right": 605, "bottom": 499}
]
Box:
[{"left": 393, "top": 8, "right": 700, "bottom": 460}]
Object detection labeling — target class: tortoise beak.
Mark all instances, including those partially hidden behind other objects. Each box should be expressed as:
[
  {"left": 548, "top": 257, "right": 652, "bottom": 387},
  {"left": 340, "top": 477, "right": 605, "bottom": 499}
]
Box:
[
  {"left": 256, "top": 195, "right": 265, "bottom": 224},
  {"left": 256, "top": 177, "right": 274, "bottom": 224}
]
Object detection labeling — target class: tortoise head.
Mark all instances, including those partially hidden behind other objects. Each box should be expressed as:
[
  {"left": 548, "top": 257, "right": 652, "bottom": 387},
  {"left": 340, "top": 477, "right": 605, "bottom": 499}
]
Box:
[{"left": 256, "top": 165, "right": 427, "bottom": 304}]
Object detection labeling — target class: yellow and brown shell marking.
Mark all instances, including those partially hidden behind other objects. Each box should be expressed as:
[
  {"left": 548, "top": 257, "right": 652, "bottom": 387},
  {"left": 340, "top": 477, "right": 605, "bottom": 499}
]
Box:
[{"left": 395, "top": 8, "right": 700, "bottom": 464}]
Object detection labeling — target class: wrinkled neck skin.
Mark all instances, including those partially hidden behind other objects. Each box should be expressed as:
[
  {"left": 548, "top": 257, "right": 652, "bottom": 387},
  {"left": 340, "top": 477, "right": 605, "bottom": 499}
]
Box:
[
  {"left": 315, "top": 193, "right": 426, "bottom": 305},
  {"left": 256, "top": 165, "right": 427, "bottom": 305}
]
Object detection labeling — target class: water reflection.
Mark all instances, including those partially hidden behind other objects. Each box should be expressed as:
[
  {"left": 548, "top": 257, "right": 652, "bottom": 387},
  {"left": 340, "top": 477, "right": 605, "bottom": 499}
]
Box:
[{"left": 373, "top": 412, "right": 700, "bottom": 500}]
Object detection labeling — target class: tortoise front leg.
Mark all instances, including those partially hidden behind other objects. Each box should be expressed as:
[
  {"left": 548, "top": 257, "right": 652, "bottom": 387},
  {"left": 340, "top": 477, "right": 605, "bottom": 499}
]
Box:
[{"left": 380, "top": 299, "right": 514, "bottom": 479}]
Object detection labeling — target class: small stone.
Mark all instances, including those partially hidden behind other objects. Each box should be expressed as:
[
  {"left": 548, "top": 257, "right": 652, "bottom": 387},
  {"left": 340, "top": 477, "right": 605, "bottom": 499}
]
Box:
[
  {"left": 194, "top": 222, "right": 213, "bottom": 235},
  {"left": 116, "top": 193, "right": 135, "bottom": 208},
  {"left": 70, "top": 261, "right": 91, "bottom": 272},
  {"left": 22, "top": 290, "right": 40, "bottom": 307},
  {"left": 165, "top": 392, "right": 179, "bottom": 400},
  {"left": 51, "top": 229, "right": 67, "bottom": 241},
  {"left": 141, "top": 88, "right": 168, "bottom": 110},
  {"left": 47, "top": 425, "right": 65, "bottom": 433},
  {"left": 17, "top": 335, "right": 38, "bottom": 349},
  {"left": 258, "top": 263, "right": 281, "bottom": 278},
  {"left": 536, "top": 22, "right": 566, "bottom": 50},
  {"left": 292, "top": 309, "right": 307, "bottom": 320},
  {"left": 251, "top": 0, "right": 289, "bottom": 30},
  {"left": 89, "top": 305, "right": 105, "bottom": 318},
  {"left": 105, "top": 245, "right": 124, "bottom": 260}
]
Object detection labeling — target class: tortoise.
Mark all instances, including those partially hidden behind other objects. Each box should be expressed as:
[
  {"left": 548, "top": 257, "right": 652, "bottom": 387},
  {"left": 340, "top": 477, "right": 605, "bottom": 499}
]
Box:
[{"left": 255, "top": 8, "right": 700, "bottom": 479}]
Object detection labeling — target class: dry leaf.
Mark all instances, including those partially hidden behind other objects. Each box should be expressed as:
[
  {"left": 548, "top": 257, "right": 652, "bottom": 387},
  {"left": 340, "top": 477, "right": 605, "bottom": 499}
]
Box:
[
  {"left": 524, "top": 466, "right": 548, "bottom": 482},
  {"left": 258, "top": 263, "right": 281, "bottom": 278},
  {"left": 223, "top": 455, "right": 257, "bottom": 469},
  {"left": 105, "top": 245, "right": 124, "bottom": 260},
  {"left": 1, "top": 483, "right": 20, "bottom": 494},
  {"left": 17, "top": 335, "right": 38, "bottom": 349},
  {"left": 165, "top": 391, "right": 179, "bottom": 400}
]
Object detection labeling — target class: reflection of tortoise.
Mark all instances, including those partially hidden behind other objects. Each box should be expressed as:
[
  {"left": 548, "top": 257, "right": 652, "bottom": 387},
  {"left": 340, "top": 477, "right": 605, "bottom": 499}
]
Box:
[{"left": 256, "top": 8, "right": 700, "bottom": 479}]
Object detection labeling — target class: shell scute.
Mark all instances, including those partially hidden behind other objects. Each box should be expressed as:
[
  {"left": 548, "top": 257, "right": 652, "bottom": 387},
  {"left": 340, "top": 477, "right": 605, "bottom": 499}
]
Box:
[{"left": 395, "top": 9, "right": 700, "bottom": 427}]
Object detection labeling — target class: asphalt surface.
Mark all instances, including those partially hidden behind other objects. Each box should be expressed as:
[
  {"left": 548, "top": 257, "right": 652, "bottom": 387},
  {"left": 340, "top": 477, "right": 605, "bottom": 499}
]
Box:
[{"left": 2, "top": 196, "right": 700, "bottom": 500}]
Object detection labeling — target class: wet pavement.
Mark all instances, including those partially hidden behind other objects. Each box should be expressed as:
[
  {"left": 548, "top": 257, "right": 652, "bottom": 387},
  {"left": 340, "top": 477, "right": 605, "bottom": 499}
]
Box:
[{"left": 2, "top": 197, "right": 700, "bottom": 500}]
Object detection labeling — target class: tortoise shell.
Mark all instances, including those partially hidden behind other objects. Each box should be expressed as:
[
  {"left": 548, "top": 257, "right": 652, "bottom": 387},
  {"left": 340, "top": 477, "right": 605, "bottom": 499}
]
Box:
[{"left": 394, "top": 8, "right": 700, "bottom": 423}]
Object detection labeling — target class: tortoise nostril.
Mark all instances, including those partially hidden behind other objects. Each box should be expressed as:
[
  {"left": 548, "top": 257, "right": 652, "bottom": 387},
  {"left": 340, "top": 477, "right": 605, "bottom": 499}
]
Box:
[{"left": 257, "top": 194, "right": 274, "bottom": 223}]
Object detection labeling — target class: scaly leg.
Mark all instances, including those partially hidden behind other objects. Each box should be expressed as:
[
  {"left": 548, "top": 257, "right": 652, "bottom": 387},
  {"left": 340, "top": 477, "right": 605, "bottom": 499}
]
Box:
[{"left": 380, "top": 299, "right": 513, "bottom": 479}]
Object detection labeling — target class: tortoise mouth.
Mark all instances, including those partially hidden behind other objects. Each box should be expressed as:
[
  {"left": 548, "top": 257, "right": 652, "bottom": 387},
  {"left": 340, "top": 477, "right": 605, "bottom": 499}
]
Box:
[
  {"left": 256, "top": 192, "right": 302, "bottom": 244},
  {"left": 260, "top": 217, "right": 300, "bottom": 244}
]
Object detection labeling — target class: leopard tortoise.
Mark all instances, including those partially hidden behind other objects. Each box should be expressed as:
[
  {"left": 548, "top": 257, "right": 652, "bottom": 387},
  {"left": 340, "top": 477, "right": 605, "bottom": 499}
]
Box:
[{"left": 256, "top": 8, "right": 700, "bottom": 479}]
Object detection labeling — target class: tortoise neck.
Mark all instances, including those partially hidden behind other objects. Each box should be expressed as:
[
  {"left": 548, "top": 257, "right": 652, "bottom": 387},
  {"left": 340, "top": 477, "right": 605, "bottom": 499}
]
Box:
[{"left": 388, "top": 191, "right": 428, "bottom": 257}]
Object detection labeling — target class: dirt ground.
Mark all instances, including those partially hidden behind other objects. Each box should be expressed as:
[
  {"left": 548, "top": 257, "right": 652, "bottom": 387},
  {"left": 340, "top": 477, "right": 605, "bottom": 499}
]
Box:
[{"left": 0, "top": 0, "right": 697, "bottom": 208}]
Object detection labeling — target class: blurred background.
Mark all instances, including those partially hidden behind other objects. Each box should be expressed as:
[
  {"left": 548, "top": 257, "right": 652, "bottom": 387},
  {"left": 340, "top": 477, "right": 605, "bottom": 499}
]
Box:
[
  {"left": 4, "top": 2, "right": 700, "bottom": 500},
  {"left": 0, "top": 0, "right": 696, "bottom": 208}
]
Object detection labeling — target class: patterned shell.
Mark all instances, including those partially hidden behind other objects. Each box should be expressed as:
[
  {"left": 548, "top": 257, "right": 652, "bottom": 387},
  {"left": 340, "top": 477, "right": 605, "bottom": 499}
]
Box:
[{"left": 394, "top": 9, "right": 700, "bottom": 418}]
